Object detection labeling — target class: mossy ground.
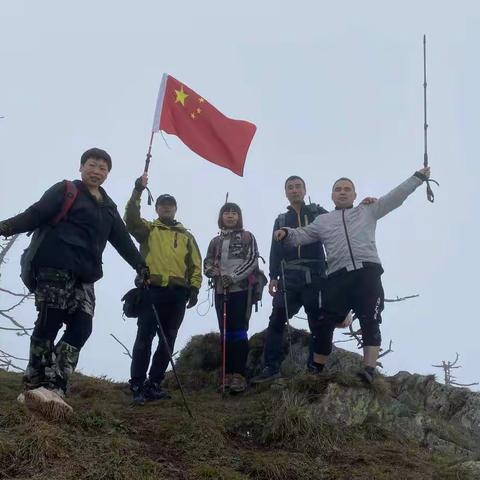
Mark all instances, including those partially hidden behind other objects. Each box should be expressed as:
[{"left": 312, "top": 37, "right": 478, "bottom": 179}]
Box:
[{"left": 0, "top": 369, "right": 469, "bottom": 479}]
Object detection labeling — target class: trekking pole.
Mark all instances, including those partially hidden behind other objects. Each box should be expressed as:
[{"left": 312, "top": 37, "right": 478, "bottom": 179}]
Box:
[
  {"left": 222, "top": 288, "right": 228, "bottom": 394},
  {"left": 422, "top": 34, "right": 439, "bottom": 203},
  {"left": 145, "top": 287, "right": 193, "bottom": 418},
  {"left": 280, "top": 260, "right": 293, "bottom": 362}
]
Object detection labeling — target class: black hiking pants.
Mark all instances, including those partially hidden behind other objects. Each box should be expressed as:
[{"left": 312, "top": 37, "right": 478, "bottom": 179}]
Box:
[
  {"left": 130, "top": 286, "right": 187, "bottom": 386},
  {"left": 264, "top": 271, "right": 322, "bottom": 371},
  {"left": 311, "top": 265, "right": 384, "bottom": 356},
  {"left": 215, "top": 290, "right": 249, "bottom": 376}
]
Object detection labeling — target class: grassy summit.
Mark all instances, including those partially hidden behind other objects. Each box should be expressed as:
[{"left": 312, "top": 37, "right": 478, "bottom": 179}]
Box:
[{"left": 0, "top": 365, "right": 468, "bottom": 480}]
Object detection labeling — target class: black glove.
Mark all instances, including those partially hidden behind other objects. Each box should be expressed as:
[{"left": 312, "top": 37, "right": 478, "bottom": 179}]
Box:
[
  {"left": 414, "top": 171, "right": 429, "bottom": 182},
  {"left": 135, "top": 265, "right": 150, "bottom": 288},
  {"left": 134, "top": 176, "right": 146, "bottom": 193},
  {"left": 187, "top": 287, "right": 199, "bottom": 309},
  {"left": 221, "top": 275, "right": 234, "bottom": 289},
  {"left": 0, "top": 222, "right": 10, "bottom": 237}
]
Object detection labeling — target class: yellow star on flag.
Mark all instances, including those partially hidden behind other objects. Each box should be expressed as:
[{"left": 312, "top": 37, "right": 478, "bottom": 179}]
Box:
[{"left": 175, "top": 85, "right": 188, "bottom": 106}]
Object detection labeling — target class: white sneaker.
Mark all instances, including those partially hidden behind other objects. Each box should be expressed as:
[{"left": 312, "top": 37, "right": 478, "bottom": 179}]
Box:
[{"left": 24, "top": 386, "right": 73, "bottom": 421}]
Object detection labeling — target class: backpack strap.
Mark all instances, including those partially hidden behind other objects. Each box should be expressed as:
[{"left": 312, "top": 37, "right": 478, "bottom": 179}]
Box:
[{"left": 50, "top": 181, "right": 78, "bottom": 225}]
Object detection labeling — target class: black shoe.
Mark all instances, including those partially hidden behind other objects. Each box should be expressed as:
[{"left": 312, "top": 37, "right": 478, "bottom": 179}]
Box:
[
  {"left": 251, "top": 366, "right": 281, "bottom": 384},
  {"left": 131, "top": 385, "right": 146, "bottom": 406},
  {"left": 144, "top": 380, "right": 171, "bottom": 401},
  {"left": 307, "top": 360, "right": 325, "bottom": 375},
  {"left": 357, "top": 367, "right": 375, "bottom": 385}
]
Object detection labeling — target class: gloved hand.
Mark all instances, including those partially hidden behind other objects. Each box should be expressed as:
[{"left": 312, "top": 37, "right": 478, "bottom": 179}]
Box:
[
  {"left": 414, "top": 167, "right": 431, "bottom": 182},
  {"left": 187, "top": 287, "right": 199, "bottom": 309},
  {"left": 135, "top": 265, "right": 150, "bottom": 288},
  {"left": 221, "top": 275, "right": 234, "bottom": 289},
  {"left": 0, "top": 222, "right": 10, "bottom": 237},
  {"left": 134, "top": 173, "right": 148, "bottom": 193}
]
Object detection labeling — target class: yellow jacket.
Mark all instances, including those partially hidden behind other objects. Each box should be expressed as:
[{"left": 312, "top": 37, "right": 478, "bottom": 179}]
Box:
[{"left": 124, "top": 191, "right": 202, "bottom": 290}]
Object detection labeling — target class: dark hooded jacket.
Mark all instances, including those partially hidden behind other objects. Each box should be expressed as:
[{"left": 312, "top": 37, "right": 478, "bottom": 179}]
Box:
[{"left": 2, "top": 180, "right": 145, "bottom": 283}]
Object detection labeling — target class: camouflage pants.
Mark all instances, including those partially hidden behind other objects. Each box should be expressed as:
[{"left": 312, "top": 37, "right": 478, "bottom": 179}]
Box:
[
  {"left": 23, "top": 268, "right": 95, "bottom": 392},
  {"left": 24, "top": 338, "right": 80, "bottom": 393}
]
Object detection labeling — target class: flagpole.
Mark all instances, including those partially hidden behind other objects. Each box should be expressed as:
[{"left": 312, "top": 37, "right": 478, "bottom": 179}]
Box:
[
  {"left": 144, "top": 130, "right": 155, "bottom": 205},
  {"left": 144, "top": 130, "right": 155, "bottom": 173}
]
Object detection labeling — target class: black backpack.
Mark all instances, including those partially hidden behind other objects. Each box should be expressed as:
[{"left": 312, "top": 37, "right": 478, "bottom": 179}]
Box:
[{"left": 20, "top": 181, "right": 78, "bottom": 292}]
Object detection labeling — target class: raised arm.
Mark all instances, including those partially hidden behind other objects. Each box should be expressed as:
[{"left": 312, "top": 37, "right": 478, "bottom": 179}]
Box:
[
  {"left": 0, "top": 181, "right": 66, "bottom": 236},
  {"left": 369, "top": 168, "right": 430, "bottom": 220},
  {"left": 124, "top": 174, "right": 151, "bottom": 243}
]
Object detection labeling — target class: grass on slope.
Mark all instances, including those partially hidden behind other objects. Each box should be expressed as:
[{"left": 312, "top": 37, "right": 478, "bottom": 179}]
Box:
[{"left": 0, "top": 370, "right": 465, "bottom": 480}]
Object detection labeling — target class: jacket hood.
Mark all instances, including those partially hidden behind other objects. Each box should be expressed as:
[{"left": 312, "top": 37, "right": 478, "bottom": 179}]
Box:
[{"left": 151, "top": 218, "right": 187, "bottom": 231}]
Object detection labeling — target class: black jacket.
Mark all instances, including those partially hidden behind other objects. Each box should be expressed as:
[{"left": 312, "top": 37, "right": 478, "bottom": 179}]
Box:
[
  {"left": 269, "top": 203, "right": 327, "bottom": 280},
  {"left": 2, "top": 180, "right": 145, "bottom": 283}
]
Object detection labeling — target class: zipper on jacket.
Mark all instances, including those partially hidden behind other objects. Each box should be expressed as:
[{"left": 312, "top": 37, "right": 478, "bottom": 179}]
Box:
[
  {"left": 174, "top": 232, "right": 178, "bottom": 248},
  {"left": 296, "top": 210, "right": 302, "bottom": 259},
  {"left": 341, "top": 209, "right": 357, "bottom": 270}
]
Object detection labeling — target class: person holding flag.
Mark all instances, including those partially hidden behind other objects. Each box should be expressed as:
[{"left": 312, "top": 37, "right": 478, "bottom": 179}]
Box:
[{"left": 124, "top": 173, "right": 202, "bottom": 405}]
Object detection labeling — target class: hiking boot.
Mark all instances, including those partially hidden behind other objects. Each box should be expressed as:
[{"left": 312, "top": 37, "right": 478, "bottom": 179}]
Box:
[
  {"left": 307, "top": 360, "right": 325, "bottom": 375},
  {"left": 218, "top": 373, "right": 233, "bottom": 392},
  {"left": 144, "top": 380, "right": 171, "bottom": 401},
  {"left": 229, "top": 374, "right": 247, "bottom": 394},
  {"left": 130, "top": 384, "right": 146, "bottom": 406},
  {"left": 357, "top": 367, "right": 376, "bottom": 385},
  {"left": 250, "top": 366, "right": 280, "bottom": 384},
  {"left": 24, "top": 386, "right": 73, "bottom": 421}
]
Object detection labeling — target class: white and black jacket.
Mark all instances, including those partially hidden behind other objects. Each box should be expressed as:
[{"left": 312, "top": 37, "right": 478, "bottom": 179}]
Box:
[
  {"left": 204, "top": 229, "right": 259, "bottom": 293},
  {"left": 283, "top": 175, "right": 423, "bottom": 276}
]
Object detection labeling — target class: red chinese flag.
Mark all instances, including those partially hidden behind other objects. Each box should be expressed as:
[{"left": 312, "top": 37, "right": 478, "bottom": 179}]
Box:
[{"left": 152, "top": 74, "right": 256, "bottom": 176}]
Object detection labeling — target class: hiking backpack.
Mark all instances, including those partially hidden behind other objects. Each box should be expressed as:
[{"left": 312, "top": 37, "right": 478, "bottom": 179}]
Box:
[{"left": 20, "top": 181, "right": 78, "bottom": 292}]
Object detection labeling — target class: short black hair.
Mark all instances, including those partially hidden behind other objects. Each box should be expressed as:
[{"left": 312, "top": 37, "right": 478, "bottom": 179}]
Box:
[
  {"left": 284, "top": 175, "right": 306, "bottom": 189},
  {"left": 332, "top": 177, "right": 356, "bottom": 191},
  {"left": 80, "top": 148, "right": 112, "bottom": 171},
  {"left": 218, "top": 202, "right": 243, "bottom": 229}
]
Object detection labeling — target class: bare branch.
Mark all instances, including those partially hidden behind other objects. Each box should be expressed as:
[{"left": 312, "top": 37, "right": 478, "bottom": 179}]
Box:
[
  {"left": 110, "top": 333, "right": 132, "bottom": 359},
  {"left": 0, "top": 234, "right": 20, "bottom": 266},
  {"left": 0, "top": 294, "right": 32, "bottom": 313},
  {"left": 432, "top": 353, "right": 477, "bottom": 387},
  {"left": 0, "top": 311, "right": 32, "bottom": 336},
  {"left": 384, "top": 294, "right": 419, "bottom": 303},
  {"left": 378, "top": 340, "right": 394, "bottom": 359},
  {"left": 0, "top": 287, "right": 32, "bottom": 297},
  {"left": 0, "top": 349, "right": 28, "bottom": 361}
]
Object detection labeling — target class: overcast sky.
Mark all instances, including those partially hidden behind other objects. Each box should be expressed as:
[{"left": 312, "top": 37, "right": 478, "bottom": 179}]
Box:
[{"left": 1, "top": 1, "right": 479, "bottom": 390}]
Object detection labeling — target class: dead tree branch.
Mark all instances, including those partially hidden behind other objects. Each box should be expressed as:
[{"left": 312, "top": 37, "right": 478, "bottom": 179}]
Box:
[
  {"left": 0, "top": 235, "right": 32, "bottom": 370},
  {"left": 110, "top": 333, "right": 132, "bottom": 359},
  {"left": 432, "top": 353, "right": 479, "bottom": 387}
]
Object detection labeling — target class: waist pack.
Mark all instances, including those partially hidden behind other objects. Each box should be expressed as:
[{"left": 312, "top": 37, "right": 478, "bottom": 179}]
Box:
[
  {"left": 247, "top": 268, "right": 268, "bottom": 314},
  {"left": 20, "top": 181, "right": 78, "bottom": 292},
  {"left": 121, "top": 287, "right": 144, "bottom": 318}
]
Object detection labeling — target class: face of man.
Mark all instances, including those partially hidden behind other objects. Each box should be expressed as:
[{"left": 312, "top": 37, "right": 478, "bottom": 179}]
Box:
[
  {"left": 331, "top": 180, "right": 357, "bottom": 208},
  {"left": 156, "top": 202, "right": 177, "bottom": 221},
  {"left": 285, "top": 178, "right": 306, "bottom": 205},
  {"left": 222, "top": 210, "right": 239, "bottom": 229},
  {"left": 79, "top": 158, "right": 109, "bottom": 188}
]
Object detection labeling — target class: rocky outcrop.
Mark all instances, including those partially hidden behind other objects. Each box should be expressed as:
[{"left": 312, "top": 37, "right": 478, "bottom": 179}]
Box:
[{"left": 173, "top": 328, "right": 480, "bottom": 462}]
